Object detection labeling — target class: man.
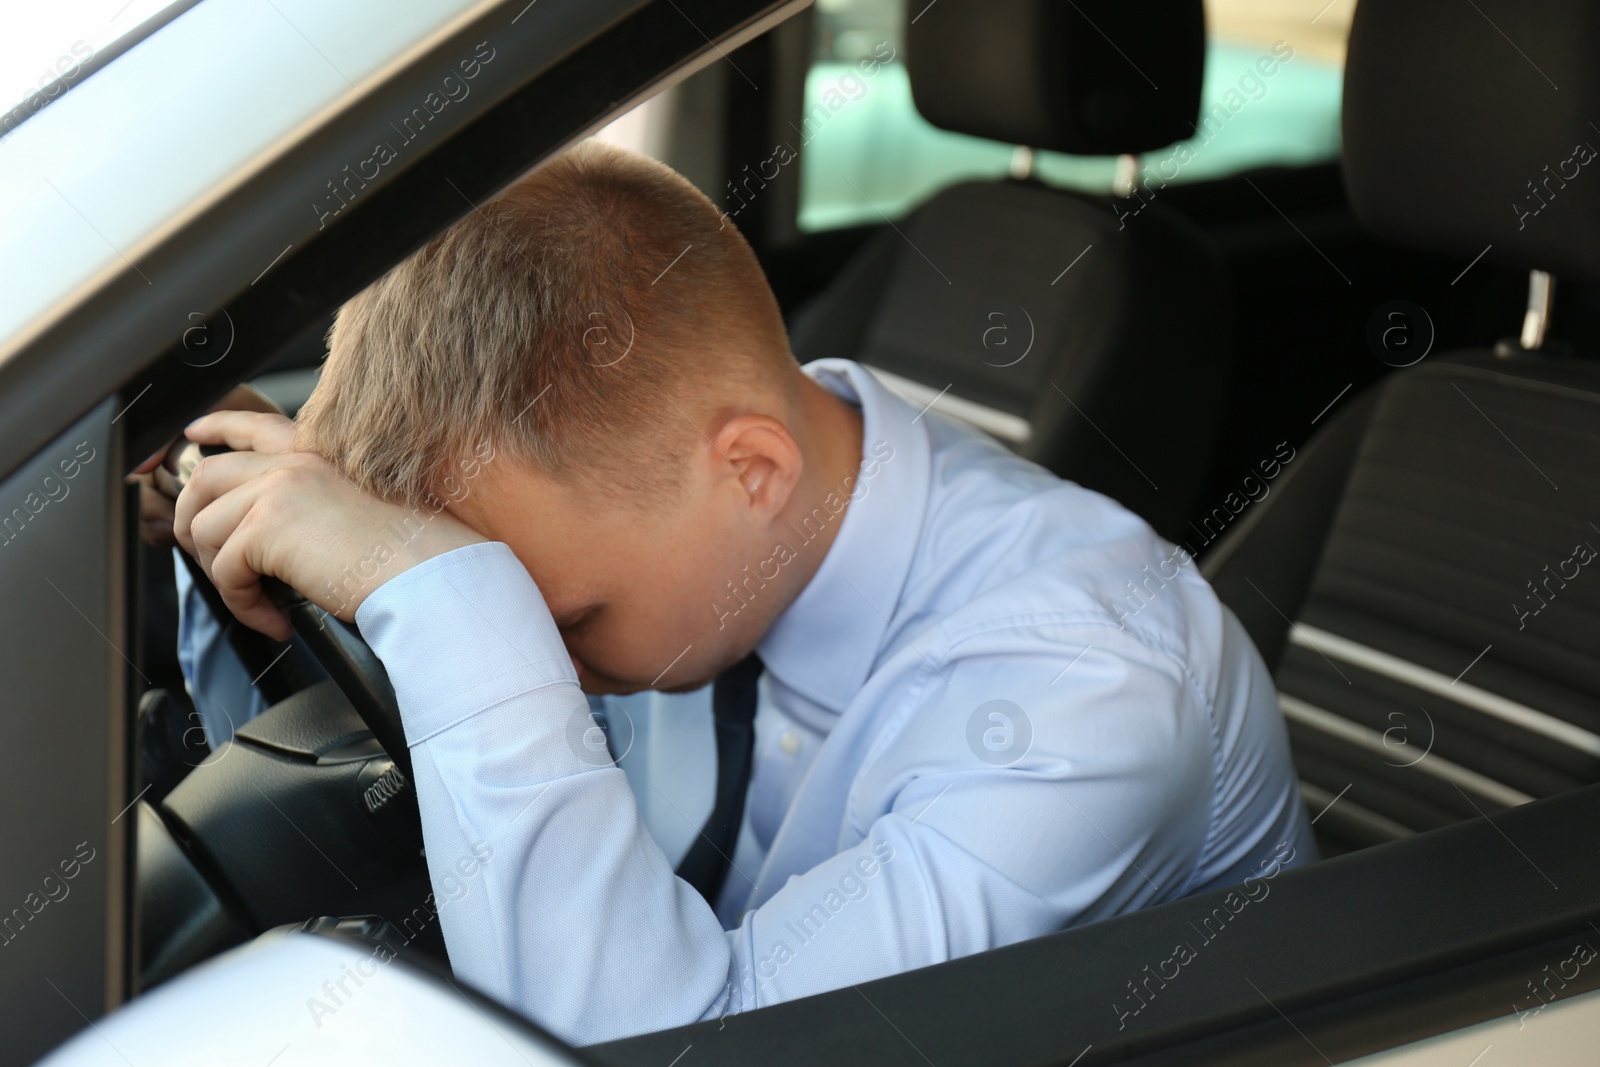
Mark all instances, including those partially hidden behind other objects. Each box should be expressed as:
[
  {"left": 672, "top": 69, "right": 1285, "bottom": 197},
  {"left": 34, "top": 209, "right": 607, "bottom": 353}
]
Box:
[{"left": 171, "top": 140, "right": 1314, "bottom": 1045}]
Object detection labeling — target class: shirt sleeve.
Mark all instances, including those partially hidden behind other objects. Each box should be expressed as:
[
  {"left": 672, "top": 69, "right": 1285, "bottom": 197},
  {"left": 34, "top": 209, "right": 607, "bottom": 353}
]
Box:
[
  {"left": 355, "top": 542, "right": 731, "bottom": 1043},
  {"left": 352, "top": 544, "right": 1229, "bottom": 1046}
]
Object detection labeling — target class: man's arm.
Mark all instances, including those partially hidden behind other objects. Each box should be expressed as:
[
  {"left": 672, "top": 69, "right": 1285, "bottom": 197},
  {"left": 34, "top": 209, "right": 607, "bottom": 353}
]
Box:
[{"left": 355, "top": 542, "right": 732, "bottom": 1040}]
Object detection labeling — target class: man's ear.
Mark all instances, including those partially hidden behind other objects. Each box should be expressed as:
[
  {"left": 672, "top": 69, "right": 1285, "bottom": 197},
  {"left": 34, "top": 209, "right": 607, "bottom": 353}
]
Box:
[{"left": 711, "top": 414, "right": 802, "bottom": 517}]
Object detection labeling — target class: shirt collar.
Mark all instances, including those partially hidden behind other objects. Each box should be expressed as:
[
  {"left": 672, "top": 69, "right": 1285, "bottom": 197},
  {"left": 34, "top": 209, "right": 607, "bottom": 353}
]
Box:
[{"left": 756, "top": 360, "right": 932, "bottom": 714}]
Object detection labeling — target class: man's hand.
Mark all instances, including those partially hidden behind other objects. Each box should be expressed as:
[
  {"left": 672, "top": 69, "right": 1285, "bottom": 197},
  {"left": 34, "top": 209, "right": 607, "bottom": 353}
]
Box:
[
  {"left": 129, "top": 384, "right": 281, "bottom": 549},
  {"left": 173, "top": 410, "right": 487, "bottom": 641}
]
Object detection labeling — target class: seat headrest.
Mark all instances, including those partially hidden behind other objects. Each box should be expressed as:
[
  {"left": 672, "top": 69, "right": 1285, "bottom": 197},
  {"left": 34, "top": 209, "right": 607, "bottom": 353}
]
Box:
[
  {"left": 905, "top": 0, "right": 1205, "bottom": 156},
  {"left": 1343, "top": 0, "right": 1600, "bottom": 283}
]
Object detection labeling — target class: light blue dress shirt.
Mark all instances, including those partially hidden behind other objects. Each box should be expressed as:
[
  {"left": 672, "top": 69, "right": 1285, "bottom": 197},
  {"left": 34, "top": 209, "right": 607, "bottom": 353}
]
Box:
[
  {"left": 347, "top": 359, "right": 1315, "bottom": 1044},
  {"left": 180, "top": 359, "right": 1315, "bottom": 1046}
]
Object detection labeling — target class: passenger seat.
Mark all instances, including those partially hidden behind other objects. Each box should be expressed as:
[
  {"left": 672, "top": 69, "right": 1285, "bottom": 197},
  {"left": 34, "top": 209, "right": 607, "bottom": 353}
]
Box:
[{"left": 1204, "top": 0, "right": 1600, "bottom": 856}]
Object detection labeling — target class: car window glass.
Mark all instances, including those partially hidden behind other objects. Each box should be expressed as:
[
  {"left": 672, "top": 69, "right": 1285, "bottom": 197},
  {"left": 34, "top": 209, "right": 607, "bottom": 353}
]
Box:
[
  {"left": 1, "top": 0, "right": 189, "bottom": 134},
  {"left": 797, "top": 0, "right": 1356, "bottom": 232}
]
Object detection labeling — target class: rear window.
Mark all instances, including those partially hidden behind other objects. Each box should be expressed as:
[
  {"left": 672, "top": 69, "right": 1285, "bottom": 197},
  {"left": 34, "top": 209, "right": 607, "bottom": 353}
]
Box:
[{"left": 798, "top": 0, "right": 1354, "bottom": 232}]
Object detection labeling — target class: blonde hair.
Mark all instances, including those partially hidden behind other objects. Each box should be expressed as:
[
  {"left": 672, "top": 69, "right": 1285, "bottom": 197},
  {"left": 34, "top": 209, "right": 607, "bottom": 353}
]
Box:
[{"left": 295, "top": 139, "right": 796, "bottom": 505}]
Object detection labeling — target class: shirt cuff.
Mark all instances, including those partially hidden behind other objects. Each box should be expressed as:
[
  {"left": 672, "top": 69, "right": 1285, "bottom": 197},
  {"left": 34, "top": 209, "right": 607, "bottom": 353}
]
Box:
[{"left": 354, "top": 541, "right": 578, "bottom": 746}]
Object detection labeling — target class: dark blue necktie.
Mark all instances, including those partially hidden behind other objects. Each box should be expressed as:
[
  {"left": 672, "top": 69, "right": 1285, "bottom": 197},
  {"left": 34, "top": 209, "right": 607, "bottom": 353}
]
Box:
[{"left": 676, "top": 653, "right": 763, "bottom": 904}]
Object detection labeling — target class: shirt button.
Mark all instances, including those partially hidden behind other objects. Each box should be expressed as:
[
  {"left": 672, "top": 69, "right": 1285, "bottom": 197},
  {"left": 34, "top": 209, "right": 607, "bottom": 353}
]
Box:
[{"left": 778, "top": 730, "right": 802, "bottom": 756}]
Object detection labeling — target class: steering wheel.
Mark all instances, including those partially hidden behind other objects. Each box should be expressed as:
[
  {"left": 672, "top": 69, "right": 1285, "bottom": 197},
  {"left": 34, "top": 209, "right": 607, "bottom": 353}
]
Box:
[
  {"left": 168, "top": 441, "right": 412, "bottom": 780},
  {"left": 138, "top": 441, "right": 437, "bottom": 988}
]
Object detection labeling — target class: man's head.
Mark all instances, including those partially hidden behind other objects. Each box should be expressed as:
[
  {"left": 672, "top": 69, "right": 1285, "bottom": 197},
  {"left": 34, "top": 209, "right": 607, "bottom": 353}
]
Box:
[{"left": 297, "top": 141, "right": 863, "bottom": 694}]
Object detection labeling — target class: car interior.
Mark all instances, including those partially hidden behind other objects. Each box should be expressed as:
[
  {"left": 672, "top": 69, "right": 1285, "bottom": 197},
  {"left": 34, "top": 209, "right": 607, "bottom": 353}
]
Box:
[{"left": 7, "top": 0, "right": 1600, "bottom": 1063}]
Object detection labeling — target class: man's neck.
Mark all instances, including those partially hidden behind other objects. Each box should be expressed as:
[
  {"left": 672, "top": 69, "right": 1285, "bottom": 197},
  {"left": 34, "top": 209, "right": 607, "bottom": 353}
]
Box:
[{"left": 772, "top": 374, "right": 865, "bottom": 596}]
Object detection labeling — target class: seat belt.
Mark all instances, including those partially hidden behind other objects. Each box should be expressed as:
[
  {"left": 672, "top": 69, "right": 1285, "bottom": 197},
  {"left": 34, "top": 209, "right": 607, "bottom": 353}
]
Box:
[{"left": 676, "top": 653, "right": 763, "bottom": 904}]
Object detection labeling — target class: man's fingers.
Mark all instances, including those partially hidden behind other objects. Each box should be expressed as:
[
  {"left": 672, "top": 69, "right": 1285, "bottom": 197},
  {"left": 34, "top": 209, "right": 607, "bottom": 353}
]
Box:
[
  {"left": 177, "top": 456, "right": 298, "bottom": 640},
  {"left": 208, "top": 528, "right": 293, "bottom": 642},
  {"left": 138, "top": 480, "right": 176, "bottom": 524},
  {"left": 129, "top": 463, "right": 183, "bottom": 549},
  {"left": 132, "top": 472, "right": 178, "bottom": 549},
  {"left": 130, "top": 464, "right": 182, "bottom": 500},
  {"left": 184, "top": 410, "right": 297, "bottom": 455},
  {"left": 173, "top": 451, "right": 295, "bottom": 555},
  {"left": 184, "top": 474, "right": 267, "bottom": 576}
]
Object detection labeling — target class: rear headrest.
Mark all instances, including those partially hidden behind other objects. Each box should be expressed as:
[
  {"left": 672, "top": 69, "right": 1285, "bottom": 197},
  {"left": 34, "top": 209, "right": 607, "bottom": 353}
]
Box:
[
  {"left": 905, "top": 0, "right": 1205, "bottom": 156},
  {"left": 1343, "top": 0, "right": 1600, "bottom": 283}
]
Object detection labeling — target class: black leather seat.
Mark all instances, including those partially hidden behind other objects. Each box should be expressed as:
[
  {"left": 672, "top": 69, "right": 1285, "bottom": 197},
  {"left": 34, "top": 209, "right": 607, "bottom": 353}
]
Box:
[
  {"left": 1204, "top": 0, "right": 1600, "bottom": 857},
  {"left": 790, "top": 0, "right": 1227, "bottom": 543}
]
